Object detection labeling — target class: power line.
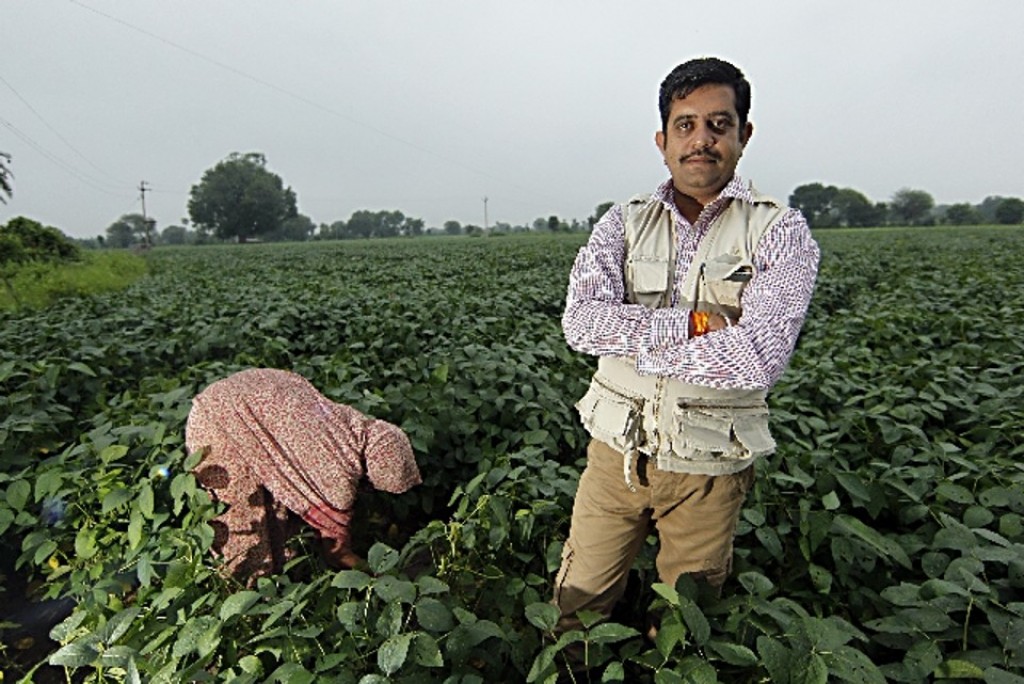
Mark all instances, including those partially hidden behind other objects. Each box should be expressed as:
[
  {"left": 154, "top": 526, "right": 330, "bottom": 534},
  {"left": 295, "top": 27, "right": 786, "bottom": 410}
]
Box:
[
  {"left": 65, "top": 0, "right": 559, "bottom": 205},
  {"left": 0, "top": 115, "right": 131, "bottom": 197},
  {"left": 0, "top": 73, "right": 131, "bottom": 187}
]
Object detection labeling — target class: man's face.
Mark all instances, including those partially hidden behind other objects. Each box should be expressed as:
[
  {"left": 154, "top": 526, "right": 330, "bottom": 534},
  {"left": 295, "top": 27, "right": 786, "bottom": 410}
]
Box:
[{"left": 655, "top": 83, "right": 753, "bottom": 206}]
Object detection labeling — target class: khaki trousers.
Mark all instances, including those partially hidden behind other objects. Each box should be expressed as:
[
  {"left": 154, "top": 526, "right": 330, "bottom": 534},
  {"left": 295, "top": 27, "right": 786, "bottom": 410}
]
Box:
[{"left": 553, "top": 439, "right": 754, "bottom": 631}]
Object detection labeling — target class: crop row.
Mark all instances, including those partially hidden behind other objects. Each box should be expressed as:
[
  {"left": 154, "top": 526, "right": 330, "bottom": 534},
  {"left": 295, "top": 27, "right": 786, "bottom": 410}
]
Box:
[{"left": 1, "top": 229, "right": 1022, "bottom": 682}]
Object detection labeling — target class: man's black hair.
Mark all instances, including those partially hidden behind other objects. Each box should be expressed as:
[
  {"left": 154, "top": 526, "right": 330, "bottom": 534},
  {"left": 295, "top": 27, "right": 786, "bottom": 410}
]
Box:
[{"left": 659, "top": 57, "right": 751, "bottom": 133}]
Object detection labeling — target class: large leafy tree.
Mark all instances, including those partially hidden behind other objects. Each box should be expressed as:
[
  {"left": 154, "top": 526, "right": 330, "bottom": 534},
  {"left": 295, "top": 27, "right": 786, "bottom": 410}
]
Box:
[
  {"left": 890, "top": 188, "right": 935, "bottom": 226},
  {"left": 105, "top": 213, "right": 150, "bottom": 249},
  {"left": 188, "top": 152, "right": 297, "bottom": 242},
  {"left": 832, "top": 188, "right": 885, "bottom": 227},
  {"left": 789, "top": 183, "right": 839, "bottom": 227},
  {"left": 994, "top": 197, "right": 1024, "bottom": 225},
  {"left": 945, "top": 203, "right": 982, "bottom": 226}
]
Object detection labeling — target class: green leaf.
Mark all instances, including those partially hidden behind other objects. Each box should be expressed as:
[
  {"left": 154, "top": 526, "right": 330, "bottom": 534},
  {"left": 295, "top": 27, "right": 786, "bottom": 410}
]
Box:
[
  {"left": 67, "top": 361, "right": 97, "bottom": 376},
  {"left": 416, "top": 597, "right": 455, "bottom": 633},
  {"left": 416, "top": 575, "right": 449, "bottom": 596},
  {"left": 75, "top": 527, "right": 98, "bottom": 559},
  {"left": 127, "top": 510, "right": 143, "bottom": 549},
  {"left": 587, "top": 622, "right": 639, "bottom": 644},
  {"left": 526, "top": 644, "right": 558, "bottom": 683},
  {"left": 374, "top": 575, "right": 416, "bottom": 604},
  {"left": 268, "top": 663, "right": 315, "bottom": 684},
  {"left": 983, "top": 666, "right": 1024, "bottom": 684},
  {"left": 332, "top": 569, "right": 371, "bottom": 591},
  {"left": 936, "top": 481, "right": 975, "bottom": 504},
  {"left": 738, "top": 571, "right": 775, "bottom": 596},
  {"left": 367, "top": 543, "right": 399, "bottom": 574},
  {"left": 757, "top": 635, "right": 792, "bottom": 684},
  {"left": 822, "top": 644, "right": 887, "bottom": 684},
  {"left": 412, "top": 632, "right": 444, "bottom": 668},
  {"left": 49, "top": 639, "right": 100, "bottom": 668},
  {"left": 792, "top": 652, "right": 829, "bottom": 684},
  {"left": 523, "top": 429, "right": 549, "bottom": 445},
  {"left": 220, "top": 590, "right": 261, "bottom": 622},
  {"left": 138, "top": 482, "right": 155, "bottom": 518},
  {"left": 99, "top": 444, "right": 129, "bottom": 463},
  {"left": 100, "top": 607, "right": 140, "bottom": 645},
  {"left": 34, "top": 469, "right": 64, "bottom": 499},
  {"left": 601, "top": 661, "right": 626, "bottom": 683},
  {"left": 102, "top": 487, "right": 133, "bottom": 514},
  {"left": 821, "top": 490, "right": 841, "bottom": 510},
  {"left": 933, "top": 658, "right": 985, "bottom": 678},
  {"left": 378, "top": 632, "right": 414, "bottom": 676},
  {"left": 832, "top": 514, "right": 912, "bottom": 569},
  {"left": 525, "top": 602, "right": 560, "bottom": 631},
  {"left": 708, "top": 639, "right": 758, "bottom": 666},
  {"left": 652, "top": 582, "right": 680, "bottom": 606},
  {"left": 6, "top": 479, "right": 30, "bottom": 511},
  {"left": 679, "top": 598, "right": 710, "bottom": 646}
]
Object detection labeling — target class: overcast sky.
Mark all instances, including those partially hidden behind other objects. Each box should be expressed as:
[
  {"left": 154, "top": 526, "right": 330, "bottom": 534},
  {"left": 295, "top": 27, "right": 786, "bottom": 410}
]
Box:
[{"left": 3, "top": 1, "right": 1022, "bottom": 239}]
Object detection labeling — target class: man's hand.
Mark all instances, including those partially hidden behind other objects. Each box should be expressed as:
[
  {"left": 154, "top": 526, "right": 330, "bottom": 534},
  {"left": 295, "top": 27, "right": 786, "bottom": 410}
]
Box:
[{"left": 707, "top": 313, "right": 734, "bottom": 332}]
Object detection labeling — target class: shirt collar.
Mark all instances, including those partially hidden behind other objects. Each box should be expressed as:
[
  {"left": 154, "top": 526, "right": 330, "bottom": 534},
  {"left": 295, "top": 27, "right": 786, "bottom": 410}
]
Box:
[{"left": 655, "top": 175, "right": 751, "bottom": 210}]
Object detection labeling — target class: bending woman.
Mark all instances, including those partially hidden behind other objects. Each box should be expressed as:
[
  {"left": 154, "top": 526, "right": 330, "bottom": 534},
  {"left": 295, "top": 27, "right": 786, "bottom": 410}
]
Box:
[{"left": 185, "top": 368, "right": 421, "bottom": 581}]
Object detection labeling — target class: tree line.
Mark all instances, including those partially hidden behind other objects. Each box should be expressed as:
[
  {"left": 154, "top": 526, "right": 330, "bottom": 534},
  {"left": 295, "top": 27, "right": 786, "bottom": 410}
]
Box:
[
  {"left": 789, "top": 183, "right": 1024, "bottom": 228},
  {"left": 99, "top": 152, "right": 598, "bottom": 248},
  {"left": 3, "top": 148, "right": 1023, "bottom": 249}
]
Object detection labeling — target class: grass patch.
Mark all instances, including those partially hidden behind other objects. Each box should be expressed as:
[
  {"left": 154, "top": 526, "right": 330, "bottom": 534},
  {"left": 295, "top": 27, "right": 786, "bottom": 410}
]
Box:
[{"left": 0, "top": 250, "right": 148, "bottom": 311}]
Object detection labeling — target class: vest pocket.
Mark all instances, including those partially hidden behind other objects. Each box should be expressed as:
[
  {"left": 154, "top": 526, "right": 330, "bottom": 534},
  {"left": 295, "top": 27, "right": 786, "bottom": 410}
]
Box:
[
  {"left": 672, "top": 404, "right": 776, "bottom": 460},
  {"left": 575, "top": 378, "right": 641, "bottom": 448},
  {"left": 702, "top": 255, "right": 753, "bottom": 310},
  {"left": 627, "top": 257, "right": 670, "bottom": 294}
]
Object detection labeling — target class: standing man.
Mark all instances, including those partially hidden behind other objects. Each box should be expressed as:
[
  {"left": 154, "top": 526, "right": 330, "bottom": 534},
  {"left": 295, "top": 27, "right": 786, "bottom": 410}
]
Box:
[{"left": 554, "top": 57, "right": 819, "bottom": 632}]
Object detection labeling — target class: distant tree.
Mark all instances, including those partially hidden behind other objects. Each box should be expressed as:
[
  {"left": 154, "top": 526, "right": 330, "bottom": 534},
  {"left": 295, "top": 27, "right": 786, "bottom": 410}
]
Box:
[
  {"left": 188, "top": 152, "right": 297, "bottom": 242},
  {"left": 444, "top": 220, "right": 462, "bottom": 236},
  {"left": 994, "top": 197, "right": 1024, "bottom": 225},
  {"left": 789, "top": 183, "right": 839, "bottom": 227},
  {"left": 160, "top": 225, "right": 190, "bottom": 245},
  {"left": 1, "top": 217, "right": 80, "bottom": 262},
  {"left": 403, "top": 217, "right": 424, "bottom": 237},
  {"left": 547, "top": 215, "right": 562, "bottom": 232},
  {"left": 977, "top": 196, "right": 1005, "bottom": 223},
  {"left": 346, "top": 210, "right": 376, "bottom": 239},
  {"left": 589, "top": 201, "right": 615, "bottom": 228},
  {"left": 945, "top": 203, "right": 982, "bottom": 226},
  {"left": 105, "top": 214, "right": 149, "bottom": 249},
  {"left": 273, "top": 214, "right": 316, "bottom": 242},
  {"left": 0, "top": 152, "right": 12, "bottom": 203},
  {"left": 831, "top": 188, "right": 884, "bottom": 227},
  {"left": 1, "top": 217, "right": 80, "bottom": 305},
  {"left": 890, "top": 188, "right": 935, "bottom": 226}
]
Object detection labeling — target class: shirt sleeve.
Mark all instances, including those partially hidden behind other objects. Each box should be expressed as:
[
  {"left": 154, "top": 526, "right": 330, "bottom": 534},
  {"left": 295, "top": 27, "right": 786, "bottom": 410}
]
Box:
[
  {"left": 635, "top": 209, "right": 820, "bottom": 389},
  {"left": 562, "top": 204, "right": 662, "bottom": 356}
]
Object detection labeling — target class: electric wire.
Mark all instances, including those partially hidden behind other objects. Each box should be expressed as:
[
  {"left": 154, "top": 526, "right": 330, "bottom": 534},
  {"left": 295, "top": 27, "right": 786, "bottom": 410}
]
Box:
[{"left": 65, "top": 0, "right": 558, "bottom": 205}]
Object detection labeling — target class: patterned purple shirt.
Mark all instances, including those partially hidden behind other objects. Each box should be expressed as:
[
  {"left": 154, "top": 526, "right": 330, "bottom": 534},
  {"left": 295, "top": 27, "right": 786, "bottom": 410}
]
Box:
[{"left": 562, "top": 176, "right": 820, "bottom": 390}]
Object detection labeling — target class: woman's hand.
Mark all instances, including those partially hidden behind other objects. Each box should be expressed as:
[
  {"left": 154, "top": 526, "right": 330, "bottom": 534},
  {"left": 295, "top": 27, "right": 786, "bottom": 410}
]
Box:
[{"left": 322, "top": 537, "right": 368, "bottom": 572}]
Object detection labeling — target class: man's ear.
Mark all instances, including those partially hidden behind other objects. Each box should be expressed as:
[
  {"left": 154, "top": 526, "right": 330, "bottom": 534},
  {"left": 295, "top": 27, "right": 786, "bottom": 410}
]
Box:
[
  {"left": 655, "top": 130, "right": 666, "bottom": 150},
  {"left": 741, "top": 122, "right": 754, "bottom": 146}
]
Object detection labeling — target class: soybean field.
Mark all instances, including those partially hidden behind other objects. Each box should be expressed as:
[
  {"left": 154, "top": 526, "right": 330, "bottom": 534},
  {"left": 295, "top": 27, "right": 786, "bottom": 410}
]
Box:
[{"left": 1, "top": 228, "right": 1022, "bottom": 683}]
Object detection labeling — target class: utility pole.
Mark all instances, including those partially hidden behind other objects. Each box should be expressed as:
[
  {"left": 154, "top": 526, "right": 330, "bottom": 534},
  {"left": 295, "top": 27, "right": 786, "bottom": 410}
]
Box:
[
  {"left": 483, "top": 196, "right": 489, "bottom": 231},
  {"left": 139, "top": 180, "right": 154, "bottom": 247}
]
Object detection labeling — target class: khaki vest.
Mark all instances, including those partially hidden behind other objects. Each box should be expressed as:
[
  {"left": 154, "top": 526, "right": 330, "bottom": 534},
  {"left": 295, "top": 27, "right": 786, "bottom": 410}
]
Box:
[{"left": 575, "top": 184, "right": 786, "bottom": 485}]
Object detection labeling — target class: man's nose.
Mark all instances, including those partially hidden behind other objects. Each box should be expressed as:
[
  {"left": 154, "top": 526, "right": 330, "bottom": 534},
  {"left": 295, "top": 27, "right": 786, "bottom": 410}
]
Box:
[{"left": 692, "top": 125, "right": 716, "bottom": 149}]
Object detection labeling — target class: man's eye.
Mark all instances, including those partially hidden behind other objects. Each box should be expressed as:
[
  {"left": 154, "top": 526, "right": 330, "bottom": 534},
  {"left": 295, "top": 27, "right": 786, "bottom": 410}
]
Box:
[
  {"left": 710, "top": 119, "right": 732, "bottom": 132},
  {"left": 676, "top": 121, "right": 692, "bottom": 131}
]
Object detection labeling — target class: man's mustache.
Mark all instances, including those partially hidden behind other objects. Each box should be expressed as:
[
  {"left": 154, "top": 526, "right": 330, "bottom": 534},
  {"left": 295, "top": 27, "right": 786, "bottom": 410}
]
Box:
[{"left": 679, "top": 150, "right": 721, "bottom": 163}]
